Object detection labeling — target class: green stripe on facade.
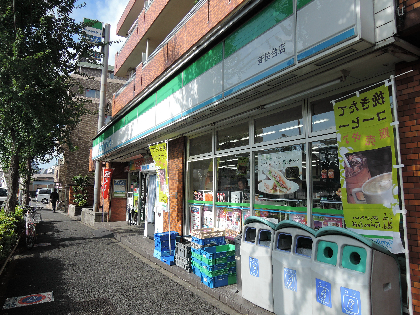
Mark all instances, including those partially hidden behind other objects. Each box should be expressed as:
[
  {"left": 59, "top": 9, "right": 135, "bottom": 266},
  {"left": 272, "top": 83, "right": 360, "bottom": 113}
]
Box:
[
  {"left": 113, "top": 117, "right": 125, "bottom": 132},
  {"left": 224, "top": 0, "right": 293, "bottom": 59},
  {"left": 183, "top": 42, "right": 223, "bottom": 86},
  {"left": 137, "top": 93, "right": 156, "bottom": 116},
  {"left": 126, "top": 107, "right": 137, "bottom": 125},
  {"left": 156, "top": 73, "right": 183, "bottom": 104},
  {"left": 103, "top": 127, "right": 113, "bottom": 140},
  {"left": 297, "top": 0, "right": 314, "bottom": 10},
  {"left": 94, "top": 0, "right": 295, "bottom": 149}
]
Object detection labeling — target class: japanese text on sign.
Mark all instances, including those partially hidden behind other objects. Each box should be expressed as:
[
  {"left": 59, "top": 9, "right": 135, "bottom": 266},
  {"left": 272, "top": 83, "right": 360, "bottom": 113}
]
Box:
[{"left": 258, "top": 43, "right": 286, "bottom": 65}]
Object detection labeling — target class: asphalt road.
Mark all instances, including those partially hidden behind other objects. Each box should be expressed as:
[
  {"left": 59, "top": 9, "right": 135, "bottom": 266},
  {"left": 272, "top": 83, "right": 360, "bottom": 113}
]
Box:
[{"left": 0, "top": 209, "right": 237, "bottom": 315}]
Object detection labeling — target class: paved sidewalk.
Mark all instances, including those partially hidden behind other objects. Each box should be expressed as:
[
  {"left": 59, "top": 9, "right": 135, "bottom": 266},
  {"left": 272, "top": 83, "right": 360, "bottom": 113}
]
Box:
[
  {"left": 89, "top": 218, "right": 273, "bottom": 315},
  {"left": 1, "top": 208, "right": 243, "bottom": 315}
]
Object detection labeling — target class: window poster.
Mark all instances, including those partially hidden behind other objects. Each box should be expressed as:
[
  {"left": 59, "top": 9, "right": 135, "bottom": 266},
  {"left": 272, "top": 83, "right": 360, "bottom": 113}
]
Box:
[
  {"left": 334, "top": 83, "right": 403, "bottom": 253},
  {"left": 217, "top": 207, "right": 242, "bottom": 239},
  {"left": 203, "top": 206, "right": 213, "bottom": 228},
  {"left": 257, "top": 150, "right": 302, "bottom": 195},
  {"left": 190, "top": 205, "right": 202, "bottom": 232}
]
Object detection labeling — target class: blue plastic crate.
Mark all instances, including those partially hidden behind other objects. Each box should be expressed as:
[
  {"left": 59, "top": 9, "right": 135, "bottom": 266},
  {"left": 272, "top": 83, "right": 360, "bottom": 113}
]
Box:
[
  {"left": 201, "top": 274, "right": 229, "bottom": 288},
  {"left": 154, "top": 231, "right": 179, "bottom": 241},
  {"left": 160, "top": 255, "right": 175, "bottom": 266},
  {"left": 153, "top": 249, "right": 175, "bottom": 259},
  {"left": 192, "top": 265, "right": 202, "bottom": 278},
  {"left": 155, "top": 239, "right": 176, "bottom": 248},
  {"left": 191, "top": 236, "right": 225, "bottom": 246}
]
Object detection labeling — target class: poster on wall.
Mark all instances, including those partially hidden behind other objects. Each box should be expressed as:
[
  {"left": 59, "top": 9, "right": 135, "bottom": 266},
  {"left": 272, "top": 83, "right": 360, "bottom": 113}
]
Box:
[
  {"left": 257, "top": 150, "right": 302, "bottom": 195},
  {"left": 113, "top": 179, "right": 127, "bottom": 197},
  {"left": 334, "top": 83, "right": 403, "bottom": 253},
  {"left": 190, "top": 205, "right": 202, "bottom": 232}
]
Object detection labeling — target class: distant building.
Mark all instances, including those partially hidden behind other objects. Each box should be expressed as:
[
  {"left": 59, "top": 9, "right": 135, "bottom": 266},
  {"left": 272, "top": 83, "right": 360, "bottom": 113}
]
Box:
[{"left": 55, "top": 62, "right": 127, "bottom": 209}]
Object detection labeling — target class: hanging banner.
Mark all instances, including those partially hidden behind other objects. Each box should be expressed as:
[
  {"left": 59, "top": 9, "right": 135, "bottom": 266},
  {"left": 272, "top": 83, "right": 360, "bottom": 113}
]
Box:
[
  {"left": 149, "top": 142, "right": 168, "bottom": 204},
  {"left": 334, "top": 83, "right": 403, "bottom": 253},
  {"left": 102, "top": 168, "right": 113, "bottom": 200}
]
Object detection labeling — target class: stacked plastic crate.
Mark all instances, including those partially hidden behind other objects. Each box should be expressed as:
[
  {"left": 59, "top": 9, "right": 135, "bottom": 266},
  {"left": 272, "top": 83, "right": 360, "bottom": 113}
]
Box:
[
  {"left": 153, "top": 231, "right": 178, "bottom": 266},
  {"left": 190, "top": 228, "right": 237, "bottom": 288},
  {"left": 175, "top": 239, "right": 192, "bottom": 272}
]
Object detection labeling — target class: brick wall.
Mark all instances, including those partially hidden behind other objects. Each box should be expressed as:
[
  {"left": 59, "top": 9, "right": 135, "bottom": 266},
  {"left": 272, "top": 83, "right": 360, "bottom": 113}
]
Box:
[
  {"left": 113, "top": 0, "right": 247, "bottom": 114},
  {"left": 163, "top": 137, "right": 185, "bottom": 234},
  {"left": 398, "top": 0, "right": 420, "bottom": 11},
  {"left": 396, "top": 60, "right": 420, "bottom": 314}
]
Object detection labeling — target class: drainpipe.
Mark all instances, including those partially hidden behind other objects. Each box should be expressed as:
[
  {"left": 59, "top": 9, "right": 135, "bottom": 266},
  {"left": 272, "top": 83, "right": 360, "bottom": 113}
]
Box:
[{"left": 93, "top": 23, "right": 110, "bottom": 212}]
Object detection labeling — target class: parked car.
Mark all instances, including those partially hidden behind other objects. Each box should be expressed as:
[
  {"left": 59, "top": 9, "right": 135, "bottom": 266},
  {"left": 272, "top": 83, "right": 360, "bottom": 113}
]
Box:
[
  {"left": 36, "top": 189, "right": 52, "bottom": 204},
  {"left": 0, "top": 188, "right": 7, "bottom": 208}
]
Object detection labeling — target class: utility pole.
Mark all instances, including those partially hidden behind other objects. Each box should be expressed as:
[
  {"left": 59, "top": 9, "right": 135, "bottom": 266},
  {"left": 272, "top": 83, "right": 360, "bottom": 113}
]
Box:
[{"left": 93, "top": 23, "right": 110, "bottom": 213}]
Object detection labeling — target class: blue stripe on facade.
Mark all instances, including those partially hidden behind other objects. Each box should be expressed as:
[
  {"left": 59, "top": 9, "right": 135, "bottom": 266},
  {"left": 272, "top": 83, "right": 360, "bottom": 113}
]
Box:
[
  {"left": 224, "top": 58, "right": 295, "bottom": 97},
  {"left": 93, "top": 93, "right": 223, "bottom": 159},
  {"left": 297, "top": 28, "right": 356, "bottom": 61}
]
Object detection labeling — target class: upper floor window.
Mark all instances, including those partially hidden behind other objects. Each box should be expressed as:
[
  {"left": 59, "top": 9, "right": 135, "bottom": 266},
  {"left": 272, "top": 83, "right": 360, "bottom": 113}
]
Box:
[{"left": 86, "top": 89, "right": 100, "bottom": 98}]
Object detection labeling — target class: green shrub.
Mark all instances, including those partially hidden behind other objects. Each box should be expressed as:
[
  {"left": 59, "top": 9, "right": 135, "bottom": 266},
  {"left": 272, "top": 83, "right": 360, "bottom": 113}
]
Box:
[{"left": 0, "top": 206, "right": 24, "bottom": 261}]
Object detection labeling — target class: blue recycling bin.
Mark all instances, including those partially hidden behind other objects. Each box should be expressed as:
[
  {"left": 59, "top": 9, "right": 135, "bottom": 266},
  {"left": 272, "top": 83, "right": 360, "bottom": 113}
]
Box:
[
  {"left": 241, "top": 216, "right": 276, "bottom": 312},
  {"left": 272, "top": 220, "right": 317, "bottom": 315},
  {"left": 312, "top": 227, "right": 402, "bottom": 315}
]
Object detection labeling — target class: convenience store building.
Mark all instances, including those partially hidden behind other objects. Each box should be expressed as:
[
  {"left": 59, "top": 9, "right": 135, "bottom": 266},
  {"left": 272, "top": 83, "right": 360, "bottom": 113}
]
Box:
[{"left": 92, "top": 0, "right": 420, "bottom": 312}]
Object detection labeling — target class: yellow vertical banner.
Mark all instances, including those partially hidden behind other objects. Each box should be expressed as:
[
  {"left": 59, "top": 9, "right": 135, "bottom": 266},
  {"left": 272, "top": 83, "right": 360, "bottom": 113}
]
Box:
[
  {"left": 334, "top": 84, "right": 402, "bottom": 253},
  {"left": 149, "top": 142, "right": 168, "bottom": 204}
]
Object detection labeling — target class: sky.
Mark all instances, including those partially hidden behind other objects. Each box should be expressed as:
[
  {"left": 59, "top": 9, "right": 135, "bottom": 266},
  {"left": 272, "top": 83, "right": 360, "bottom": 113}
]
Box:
[
  {"left": 39, "top": 0, "right": 128, "bottom": 169},
  {"left": 71, "top": 0, "right": 127, "bottom": 66}
]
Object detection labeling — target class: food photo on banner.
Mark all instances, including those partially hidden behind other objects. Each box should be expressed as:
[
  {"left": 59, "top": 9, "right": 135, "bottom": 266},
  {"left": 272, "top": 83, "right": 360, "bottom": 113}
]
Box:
[{"left": 333, "top": 82, "right": 403, "bottom": 253}]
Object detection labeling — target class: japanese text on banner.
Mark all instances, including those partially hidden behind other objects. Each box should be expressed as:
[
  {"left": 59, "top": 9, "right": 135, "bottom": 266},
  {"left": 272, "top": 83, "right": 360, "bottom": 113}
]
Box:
[{"left": 334, "top": 84, "right": 402, "bottom": 253}]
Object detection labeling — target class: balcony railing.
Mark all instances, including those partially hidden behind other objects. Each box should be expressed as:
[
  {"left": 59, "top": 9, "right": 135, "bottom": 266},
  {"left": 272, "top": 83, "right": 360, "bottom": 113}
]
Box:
[
  {"left": 143, "top": 0, "right": 207, "bottom": 66},
  {"left": 115, "top": 73, "right": 136, "bottom": 98},
  {"left": 118, "top": 20, "right": 139, "bottom": 55}
]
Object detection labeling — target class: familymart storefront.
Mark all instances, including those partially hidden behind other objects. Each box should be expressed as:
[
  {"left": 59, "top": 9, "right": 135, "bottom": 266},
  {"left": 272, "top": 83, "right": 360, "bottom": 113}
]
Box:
[{"left": 92, "top": 0, "right": 413, "bottom": 310}]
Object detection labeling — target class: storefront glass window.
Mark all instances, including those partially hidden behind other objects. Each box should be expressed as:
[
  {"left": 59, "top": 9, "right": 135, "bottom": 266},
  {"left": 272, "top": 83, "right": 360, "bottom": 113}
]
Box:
[
  {"left": 217, "top": 122, "right": 249, "bottom": 151},
  {"left": 216, "top": 153, "right": 251, "bottom": 239},
  {"left": 254, "top": 144, "right": 307, "bottom": 222},
  {"left": 311, "top": 97, "right": 336, "bottom": 132},
  {"left": 189, "top": 133, "right": 212, "bottom": 156},
  {"left": 189, "top": 159, "right": 214, "bottom": 202},
  {"left": 311, "top": 139, "right": 344, "bottom": 229},
  {"left": 254, "top": 106, "right": 303, "bottom": 143}
]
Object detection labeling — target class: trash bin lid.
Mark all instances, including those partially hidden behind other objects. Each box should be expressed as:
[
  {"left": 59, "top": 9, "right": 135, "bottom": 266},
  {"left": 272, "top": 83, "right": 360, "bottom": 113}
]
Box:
[
  {"left": 243, "top": 216, "right": 277, "bottom": 230},
  {"left": 274, "top": 220, "right": 316, "bottom": 236},
  {"left": 315, "top": 226, "right": 393, "bottom": 256}
]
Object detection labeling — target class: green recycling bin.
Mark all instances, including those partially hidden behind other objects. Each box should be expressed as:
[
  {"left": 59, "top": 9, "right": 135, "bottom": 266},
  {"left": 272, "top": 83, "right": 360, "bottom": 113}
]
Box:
[
  {"left": 312, "top": 227, "right": 402, "bottom": 315},
  {"left": 272, "top": 220, "right": 317, "bottom": 315},
  {"left": 241, "top": 216, "right": 276, "bottom": 312}
]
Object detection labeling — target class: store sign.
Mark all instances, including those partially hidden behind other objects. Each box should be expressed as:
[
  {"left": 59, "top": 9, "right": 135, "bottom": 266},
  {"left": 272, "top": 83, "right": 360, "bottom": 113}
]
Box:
[
  {"left": 224, "top": 15, "right": 295, "bottom": 90},
  {"left": 102, "top": 168, "right": 113, "bottom": 200},
  {"left": 84, "top": 18, "right": 102, "bottom": 44},
  {"left": 334, "top": 83, "right": 403, "bottom": 253},
  {"left": 149, "top": 142, "right": 168, "bottom": 204},
  {"left": 113, "top": 179, "right": 127, "bottom": 198}
]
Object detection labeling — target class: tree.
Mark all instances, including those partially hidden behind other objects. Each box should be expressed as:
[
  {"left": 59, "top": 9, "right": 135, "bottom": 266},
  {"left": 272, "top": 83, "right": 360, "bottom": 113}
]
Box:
[{"left": 0, "top": 0, "right": 99, "bottom": 212}]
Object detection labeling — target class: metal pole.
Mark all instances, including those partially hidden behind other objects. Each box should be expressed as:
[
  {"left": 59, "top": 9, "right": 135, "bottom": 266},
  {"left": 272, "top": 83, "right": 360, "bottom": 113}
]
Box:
[{"left": 93, "top": 23, "right": 110, "bottom": 212}]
